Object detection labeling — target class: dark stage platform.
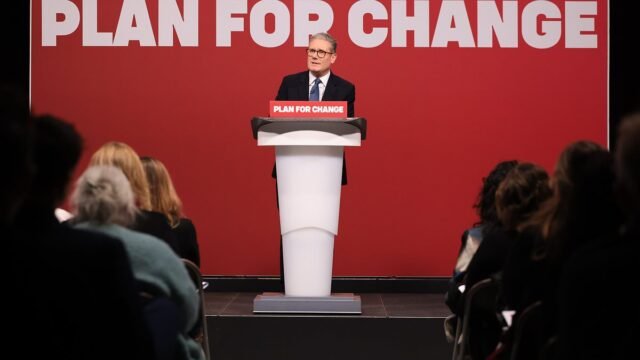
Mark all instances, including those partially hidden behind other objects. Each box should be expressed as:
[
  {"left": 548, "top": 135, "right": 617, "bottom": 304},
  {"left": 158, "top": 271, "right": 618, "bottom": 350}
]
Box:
[{"left": 204, "top": 290, "right": 452, "bottom": 360}]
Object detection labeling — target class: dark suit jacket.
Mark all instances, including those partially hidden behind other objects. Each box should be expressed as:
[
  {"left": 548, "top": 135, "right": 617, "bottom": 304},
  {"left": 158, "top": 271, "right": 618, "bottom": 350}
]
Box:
[
  {"left": 276, "top": 71, "right": 355, "bottom": 117},
  {"left": 274, "top": 71, "right": 356, "bottom": 185}
]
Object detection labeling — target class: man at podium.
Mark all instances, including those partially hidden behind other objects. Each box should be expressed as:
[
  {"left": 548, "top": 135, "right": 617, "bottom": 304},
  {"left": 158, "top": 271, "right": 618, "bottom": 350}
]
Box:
[
  {"left": 272, "top": 32, "right": 356, "bottom": 286},
  {"left": 275, "top": 32, "right": 355, "bottom": 118},
  {"left": 273, "top": 31, "right": 355, "bottom": 186}
]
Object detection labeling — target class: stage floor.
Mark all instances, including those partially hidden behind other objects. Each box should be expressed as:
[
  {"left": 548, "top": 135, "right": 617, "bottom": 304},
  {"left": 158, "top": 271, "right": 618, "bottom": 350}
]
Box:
[
  {"left": 205, "top": 292, "right": 450, "bottom": 318},
  {"left": 204, "top": 292, "right": 453, "bottom": 359}
]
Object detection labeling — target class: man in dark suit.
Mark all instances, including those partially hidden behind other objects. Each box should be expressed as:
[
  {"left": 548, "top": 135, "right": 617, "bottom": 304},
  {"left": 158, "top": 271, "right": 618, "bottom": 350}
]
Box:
[
  {"left": 276, "top": 32, "right": 355, "bottom": 117},
  {"left": 273, "top": 32, "right": 355, "bottom": 185},
  {"left": 273, "top": 33, "right": 355, "bottom": 287}
]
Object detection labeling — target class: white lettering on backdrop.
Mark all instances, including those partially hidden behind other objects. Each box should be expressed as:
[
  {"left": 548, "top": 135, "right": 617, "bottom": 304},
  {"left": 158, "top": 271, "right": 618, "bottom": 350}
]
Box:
[{"left": 42, "top": 0, "right": 599, "bottom": 49}]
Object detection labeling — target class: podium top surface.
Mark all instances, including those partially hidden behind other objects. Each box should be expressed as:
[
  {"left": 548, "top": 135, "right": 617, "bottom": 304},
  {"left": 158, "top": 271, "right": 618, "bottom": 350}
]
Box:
[{"left": 251, "top": 117, "right": 367, "bottom": 140}]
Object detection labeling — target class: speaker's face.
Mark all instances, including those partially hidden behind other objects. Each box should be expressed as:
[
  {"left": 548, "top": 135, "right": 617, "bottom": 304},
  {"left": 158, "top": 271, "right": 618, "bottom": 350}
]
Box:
[{"left": 307, "top": 38, "right": 336, "bottom": 77}]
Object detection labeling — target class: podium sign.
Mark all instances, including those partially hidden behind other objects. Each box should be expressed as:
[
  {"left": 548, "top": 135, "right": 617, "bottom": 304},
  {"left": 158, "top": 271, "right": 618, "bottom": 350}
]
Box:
[
  {"left": 251, "top": 115, "right": 366, "bottom": 314},
  {"left": 270, "top": 100, "right": 347, "bottom": 118}
]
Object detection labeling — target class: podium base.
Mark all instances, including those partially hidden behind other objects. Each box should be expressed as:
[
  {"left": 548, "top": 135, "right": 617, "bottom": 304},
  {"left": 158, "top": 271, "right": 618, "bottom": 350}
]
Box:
[{"left": 253, "top": 292, "right": 362, "bottom": 314}]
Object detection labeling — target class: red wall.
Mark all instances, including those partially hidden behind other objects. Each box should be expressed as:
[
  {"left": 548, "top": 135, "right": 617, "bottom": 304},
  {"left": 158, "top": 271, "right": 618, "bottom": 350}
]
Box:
[{"left": 30, "top": 0, "right": 608, "bottom": 276}]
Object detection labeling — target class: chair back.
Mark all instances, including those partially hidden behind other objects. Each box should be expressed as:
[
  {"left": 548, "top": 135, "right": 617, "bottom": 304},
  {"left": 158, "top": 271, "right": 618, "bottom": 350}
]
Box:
[
  {"left": 182, "top": 259, "right": 211, "bottom": 360},
  {"left": 454, "top": 278, "right": 501, "bottom": 360},
  {"left": 510, "top": 300, "right": 544, "bottom": 360}
]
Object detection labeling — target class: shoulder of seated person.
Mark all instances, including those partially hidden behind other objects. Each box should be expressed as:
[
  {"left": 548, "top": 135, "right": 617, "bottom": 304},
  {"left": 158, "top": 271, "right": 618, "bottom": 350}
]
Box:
[
  {"left": 138, "top": 210, "right": 171, "bottom": 223},
  {"left": 178, "top": 217, "right": 194, "bottom": 226}
]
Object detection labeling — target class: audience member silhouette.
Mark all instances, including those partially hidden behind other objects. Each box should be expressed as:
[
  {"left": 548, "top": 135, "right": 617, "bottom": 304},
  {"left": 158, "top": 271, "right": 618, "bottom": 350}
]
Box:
[
  {"left": 8, "top": 114, "right": 155, "bottom": 359},
  {"left": 444, "top": 160, "right": 519, "bottom": 345},
  {"left": 0, "top": 85, "right": 33, "bottom": 228},
  {"left": 463, "top": 163, "right": 551, "bottom": 360},
  {"left": 445, "top": 160, "right": 518, "bottom": 316},
  {"left": 494, "top": 141, "right": 618, "bottom": 360},
  {"left": 502, "top": 141, "right": 618, "bottom": 313},
  {"left": 72, "top": 165, "right": 205, "bottom": 360},
  {"left": 465, "top": 163, "right": 552, "bottom": 291},
  {"left": 556, "top": 115, "right": 640, "bottom": 359},
  {"left": 90, "top": 141, "right": 179, "bottom": 253},
  {"left": 141, "top": 156, "right": 201, "bottom": 266}
]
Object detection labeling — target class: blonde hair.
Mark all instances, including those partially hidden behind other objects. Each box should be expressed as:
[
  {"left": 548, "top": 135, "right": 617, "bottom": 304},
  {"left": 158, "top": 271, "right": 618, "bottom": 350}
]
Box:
[
  {"left": 141, "top": 156, "right": 183, "bottom": 227},
  {"left": 89, "top": 142, "right": 151, "bottom": 210}
]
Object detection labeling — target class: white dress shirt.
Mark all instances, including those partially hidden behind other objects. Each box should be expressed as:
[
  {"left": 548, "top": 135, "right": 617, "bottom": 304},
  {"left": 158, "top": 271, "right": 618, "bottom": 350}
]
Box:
[{"left": 308, "top": 71, "right": 331, "bottom": 100}]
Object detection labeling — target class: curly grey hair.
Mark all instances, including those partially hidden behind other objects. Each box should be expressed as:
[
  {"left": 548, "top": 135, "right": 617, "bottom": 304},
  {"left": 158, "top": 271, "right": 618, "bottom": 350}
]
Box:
[{"left": 72, "top": 165, "right": 138, "bottom": 226}]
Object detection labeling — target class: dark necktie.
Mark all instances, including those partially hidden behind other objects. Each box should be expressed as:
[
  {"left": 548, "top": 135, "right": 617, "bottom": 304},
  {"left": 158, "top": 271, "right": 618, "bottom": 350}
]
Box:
[{"left": 309, "top": 78, "right": 321, "bottom": 101}]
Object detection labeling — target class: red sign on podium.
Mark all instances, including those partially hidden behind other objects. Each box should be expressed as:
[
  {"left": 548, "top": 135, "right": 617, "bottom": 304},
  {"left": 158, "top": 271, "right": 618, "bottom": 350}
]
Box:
[{"left": 269, "top": 101, "right": 347, "bottom": 118}]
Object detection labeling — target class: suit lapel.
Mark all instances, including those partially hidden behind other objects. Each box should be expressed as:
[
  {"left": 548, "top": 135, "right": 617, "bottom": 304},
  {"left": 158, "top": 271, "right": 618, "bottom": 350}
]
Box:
[
  {"left": 296, "top": 72, "right": 309, "bottom": 100},
  {"left": 323, "top": 74, "right": 337, "bottom": 101}
]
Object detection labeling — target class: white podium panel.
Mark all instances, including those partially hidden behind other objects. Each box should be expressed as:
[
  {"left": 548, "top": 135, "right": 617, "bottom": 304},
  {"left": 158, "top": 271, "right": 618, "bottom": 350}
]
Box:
[
  {"left": 282, "top": 228, "right": 334, "bottom": 297},
  {"left": 276, "top": 145, "right": 343, "bottom": 297},
  {"left": 275, "top": 145, "right": 343, "bottom": 235}
]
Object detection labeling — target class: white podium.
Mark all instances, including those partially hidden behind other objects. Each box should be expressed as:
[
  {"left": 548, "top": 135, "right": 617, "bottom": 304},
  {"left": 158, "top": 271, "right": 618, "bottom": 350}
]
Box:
[{"left": 251, "top": 116, "right": 366, "bottom": 313}]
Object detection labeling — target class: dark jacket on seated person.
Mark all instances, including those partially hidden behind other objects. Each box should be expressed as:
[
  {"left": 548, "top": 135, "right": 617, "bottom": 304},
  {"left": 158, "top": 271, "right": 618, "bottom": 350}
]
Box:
[
  {"left": 464, "top": 226, "right": 513, "bottom": 295},
  {"left": 133, "top": 210, "right": 179, "bottom": 254},
  {"left": 7, "top": 213, "right": 155, "bottom": 360},
  {"left": 173, "top": 217, "right": 200, "bottom": 267}
]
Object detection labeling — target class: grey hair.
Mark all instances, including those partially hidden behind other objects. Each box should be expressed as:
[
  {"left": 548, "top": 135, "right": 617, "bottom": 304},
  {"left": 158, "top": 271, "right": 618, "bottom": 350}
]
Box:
[
  {"left": 72, "top": 165, "right": 138, "bottom": 227},
  {"left": 311, "top": 32, "right": 337, "bottom": 53}
]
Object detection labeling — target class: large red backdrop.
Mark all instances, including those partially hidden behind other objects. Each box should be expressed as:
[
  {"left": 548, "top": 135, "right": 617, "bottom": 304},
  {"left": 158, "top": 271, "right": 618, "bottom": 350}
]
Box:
[{"left": 31, "top": 0, "right": 608, "bottom": 276}]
